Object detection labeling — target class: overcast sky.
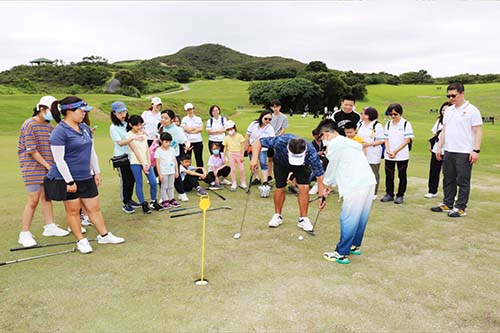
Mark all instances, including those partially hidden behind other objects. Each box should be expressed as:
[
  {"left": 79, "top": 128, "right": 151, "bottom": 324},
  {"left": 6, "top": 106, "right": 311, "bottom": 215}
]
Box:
[{"left": 1, "top": 1, "right": 500, "bottom": 77}]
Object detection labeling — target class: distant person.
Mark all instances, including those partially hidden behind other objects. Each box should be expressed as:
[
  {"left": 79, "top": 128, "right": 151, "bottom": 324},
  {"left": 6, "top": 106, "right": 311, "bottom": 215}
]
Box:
[
  {"left": 154, "top": 132, "right": 178, "bottom": 209},
  {"left": 246, "top": 110, "right": 275, "bottom": 186},
  {"left": 206, "top": 104, "right": 227, "bottom": 154},
  {"left": 431, "top": 83, "right": 483, "bottom": 218},
  {"left": 380, "top": 103, "right": 414, "bottom": 204},
  {"left": 308, "top": 127, "right": 328, "bottom": 195},
  {"left": 181, "top": 102, "right": 204, "bottom": 167},
  {"left": 268, "top": 99, "right": 288, "bottom": 183},
  {"left": 424, "top": 101, "right": 452, "bottom": 199},
  {"left": 222, "top": 120, "right": 247, "bottom": 191},
  {"left": 44, "top": 96, "right": 124, "bottom": 254},
  {"left": 357, "top": 106, "right": 385, "bottom": 198},
  {"left": 332, "top": 95, "right": 361, "bottom": 136},
  {"left": 141, "top": 97, "right": 162, "bottom": 147},
  {"left": 17, "top": 96, "right": 69, "bottom": 247}
]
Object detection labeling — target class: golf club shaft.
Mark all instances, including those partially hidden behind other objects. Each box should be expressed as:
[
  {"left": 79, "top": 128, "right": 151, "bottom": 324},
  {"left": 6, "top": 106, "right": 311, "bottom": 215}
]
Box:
[
  {"left": 171, "top": 206, "right": 231, "bottom": 218},
  {"left": 169, "top": 205, "right": 198, "bottom": 213},
  {"left": 209, "top": 188, "right": 226, "bottom": 200},
  {"left": 237, "top": 174, "right": 253, "bottom": 234},
  {"left": 10, "top": 240, "right": 94, "bottom": 252},
  {"left": 312, "top": 196, "right": 326, "bottom": 230},
  {"left": 1, "top": 248, "right": 76, "bottom": 266}
]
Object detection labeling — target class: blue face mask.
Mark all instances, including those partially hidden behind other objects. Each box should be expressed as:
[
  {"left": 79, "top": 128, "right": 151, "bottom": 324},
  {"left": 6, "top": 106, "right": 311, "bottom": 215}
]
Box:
[
  {"left": 212, "top": 149, "right": 220, "bottom": 155},
  {"left": 43, "top": 111, "right": 54, "bottom": 122}
]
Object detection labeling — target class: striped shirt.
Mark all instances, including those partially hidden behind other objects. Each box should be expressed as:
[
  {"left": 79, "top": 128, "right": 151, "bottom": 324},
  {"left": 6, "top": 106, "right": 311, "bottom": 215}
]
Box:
[{"left": 18, "top": 118, "right": 54, "bottom": 185}]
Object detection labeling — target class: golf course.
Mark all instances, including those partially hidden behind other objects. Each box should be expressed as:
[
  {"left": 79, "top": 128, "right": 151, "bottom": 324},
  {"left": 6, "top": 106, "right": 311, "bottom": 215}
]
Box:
[{"left": 1, "top": 79, "right": 499, "bottom": 332}]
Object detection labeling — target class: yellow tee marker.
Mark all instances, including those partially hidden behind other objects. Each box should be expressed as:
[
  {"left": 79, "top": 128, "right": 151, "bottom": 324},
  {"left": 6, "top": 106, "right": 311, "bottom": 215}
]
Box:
[{"left": 195, "top": 195, "right": 210, "bottom": 285}]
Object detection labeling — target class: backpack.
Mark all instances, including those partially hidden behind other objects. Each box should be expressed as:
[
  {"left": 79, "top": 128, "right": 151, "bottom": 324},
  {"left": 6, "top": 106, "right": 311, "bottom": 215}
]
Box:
[
  {"left": 359, "top": 120, "right": 385, "bottom": 158},
  {"left": 387, "top": 120, "right": 412, "bottom": 151},
  {"left": 209, "top": 116, "right": 225, "bottom": 128}
]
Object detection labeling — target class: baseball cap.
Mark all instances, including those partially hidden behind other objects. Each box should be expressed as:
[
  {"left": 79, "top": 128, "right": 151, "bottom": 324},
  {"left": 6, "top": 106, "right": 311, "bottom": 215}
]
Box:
[
  {"left": 111, "top": 101, "right": 128, "bottom": 113},
  {"left": 37, "top": 96, "right": 57, "bottom": 111},
  {"left": 288, "top": 148, "right": 306, "bottom": 166},
  {"left": 151, "top": 97, "right": 162, "bottom": 105},
  {"left": 184, "top": 102, "right": 194, "bottom": 111},
  {"left": 224, "top": 120, "right": 236, "bottom": 130}
]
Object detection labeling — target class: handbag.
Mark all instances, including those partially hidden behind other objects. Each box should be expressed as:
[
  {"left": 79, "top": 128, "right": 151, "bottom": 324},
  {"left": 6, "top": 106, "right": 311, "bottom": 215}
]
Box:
[{"left": 110, "top": 154, "right": 129, "bottom": 168}]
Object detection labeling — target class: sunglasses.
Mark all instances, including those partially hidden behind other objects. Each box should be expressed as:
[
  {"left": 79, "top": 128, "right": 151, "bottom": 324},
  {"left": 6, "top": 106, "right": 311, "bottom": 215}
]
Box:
[
  {"left": 263, "top": 117, "right": 272, "bottom": 121},
  {"left": 446, "top": 94, "right": 459, "bottom": 98},
  {"left": 389, "top": 113, "right": 399, "bottom": 117}
]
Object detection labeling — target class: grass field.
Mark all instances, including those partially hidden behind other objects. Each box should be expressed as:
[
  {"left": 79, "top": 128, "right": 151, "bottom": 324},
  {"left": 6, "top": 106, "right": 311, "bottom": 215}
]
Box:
[{"left": 1, "top": 80, "right": 499, "bottom": 332}]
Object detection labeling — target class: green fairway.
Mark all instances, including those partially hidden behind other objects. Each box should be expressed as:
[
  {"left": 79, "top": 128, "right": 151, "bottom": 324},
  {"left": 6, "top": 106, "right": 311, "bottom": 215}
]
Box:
[{"left": 1, "top": 80, "right": 499, "bottom": 332}]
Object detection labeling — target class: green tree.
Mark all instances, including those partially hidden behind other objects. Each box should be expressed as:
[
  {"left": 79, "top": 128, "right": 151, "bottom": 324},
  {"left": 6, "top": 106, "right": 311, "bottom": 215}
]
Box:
[
  {"left": 400, "top": 70, "right": 434, "bottom": 84},
  {"left": 307, "top": 72, "right": 349, "bottom": 110},
  {"left": 305, "top": 61, "right": 328, "bottom": 72}
]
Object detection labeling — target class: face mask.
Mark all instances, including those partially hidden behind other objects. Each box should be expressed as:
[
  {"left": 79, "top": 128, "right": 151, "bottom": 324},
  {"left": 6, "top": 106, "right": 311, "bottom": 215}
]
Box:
[
  {"left": 212, "top": 149, "right": 220, "bottom": 155},
  {"left": 43, "top": 111, "right": 54, "bottom": 122},
  {"left": 227, "top": 129, "right": 235, "bottom": 136}
]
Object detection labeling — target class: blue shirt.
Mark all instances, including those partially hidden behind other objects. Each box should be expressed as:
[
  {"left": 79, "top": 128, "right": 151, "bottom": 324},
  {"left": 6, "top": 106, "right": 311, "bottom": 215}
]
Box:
[
  {"left": 109, "top": 122, "right": 129, "bottom": 156},
  {"left": 259, "top": 134, "right": 324, "bottom": 178},
  {"left": 47, "top": 121, "right": 93, "bottom": 181},
  {"left": 161, "top": 124, "right": 188, "bottom": 157}
]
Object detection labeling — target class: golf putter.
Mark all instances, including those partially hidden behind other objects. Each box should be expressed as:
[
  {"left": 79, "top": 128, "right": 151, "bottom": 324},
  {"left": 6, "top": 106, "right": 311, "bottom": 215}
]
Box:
[
  {"left": 1, "top": 248, "right": 76, "bottom": 266},
  {"left": 233, "top": 174, "right": 253, "bottom": 239},
  {"left": 305, "top": 196, "right": 326, "bottom": 236},
  {"left": 170, "top": 206, "right": 232, "bottom": 218}
]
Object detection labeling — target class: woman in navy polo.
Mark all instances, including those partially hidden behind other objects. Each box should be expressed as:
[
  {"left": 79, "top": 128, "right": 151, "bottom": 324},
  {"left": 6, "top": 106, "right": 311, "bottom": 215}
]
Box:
[{"left": 44, "top": 96, "right": 125, "bottom": 254}]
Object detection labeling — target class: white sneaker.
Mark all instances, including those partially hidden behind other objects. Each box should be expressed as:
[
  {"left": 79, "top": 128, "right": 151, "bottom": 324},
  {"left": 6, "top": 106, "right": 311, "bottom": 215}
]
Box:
[
  {"left": 297, "top": 217, "right": 313, "bottom": 232},
  {"left": 309, "top": 182, "right": 318, "bottom": 195},
  {"left": 178, "top": 193, "right": 189, "bottom": 202},
  {"left": 97, "top": 232, "right": 125, "bottom": 244},
  {"left": 18, "top": 231, "right": 37, "bottom": 247},
  {"left": 42, "top": 223, "right": 70, "bottom": 237},
  {"left": 80, "top": 214, "right": 92, "bottom": 226},
  {"left": 424, "top": 192, "right": 438, "bottom": 199},
  {"left": 67, "top": 226, "right": 87, "bottom": 234},
  {"left": 77, "top": 238, "right": 93, "bottom": 254},
  {"left": 221, "top": 179, "right": 232, "bottom": 185},
  {"left": 268, "top": 213, "right": 283, "bottom": 228}
]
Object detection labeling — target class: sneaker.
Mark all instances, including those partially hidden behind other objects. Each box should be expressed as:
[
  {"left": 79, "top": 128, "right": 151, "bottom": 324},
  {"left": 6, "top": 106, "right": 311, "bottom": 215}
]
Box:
[
  {"left": 168, "top": 199, "right": 181, "bottom": 208},
  {"left": 77, "top": 238, "right": 93, "bottom": 254},
  {"left": 178, "top": 193, "right": 189, "bottom": 202},
  {"left": 209, "top": 184, "right": 224, "bottom": 190},
  {"left": 288, "top": 185, "right": 298, "bottom": 194},
  {"left": 221, "top": 178, "right": 232, "bottom": 185},
  {"left": 239, "top": 183, "right": 248, "bottom": 190},
  {"left": 323, "top": 251, "right": 350, "bottom": 264},
  {"left": 373, "top": 194, "right": 378, "bottom": 201},
  {"left": 122, "top": 203, "right": 136, "bottom": 214},
  {"left": 42, "top": 223, "right": 70, "bottom": 237},
  {"left": 142, "top": 202, "right": 152, "bottom": 214},
  {"left": 251, "top": 178, "right": 262, "bottom": 186},
  {"left": 196, "top": 186, "right": 208, "bottom": 196},
  {"left": 18, "top": 231, "right": 37, "bottom": 247},
  {"left": 230, "top": 186, "right": 237, "bottom": 192},
  {"left": 267, "top": 176, "right": 274, "bottom": 184},
  {"left": 309, "top": 182, "right": 319, "bottom": 195},
  {"left": 128, "top": 199, "right": 141, "bottom": 208},
  {"left": 161, "top": 201, "right": 172, "bottom": 209},
  {"left": 448, "top": 208, "right": 467, "bottom": 217},
  {"left": 80, "top": 214, "right": 92, "bottom": 226},
  {"left": 394, "top": 196, "right": 404, "bottom": 204},
  {"left": 67, "top": 226, "right": 87, "bottom": 234},
  {"left": 297, "top": 217, "right": 314, "bottom": 232},
  {"left": 430, "top": 204, "right": 451, "bottom": 213},
  {"left": 380, "top": 194, "right": 394, "bottom": 202},
  {"left": 424, "top": 192, "right": 438, "bottom": 199},
  {"left": 151, "top": 200, "right": 166, "bottom": 211},
  {"left": 97, "top": 232, "right": 125, "bottom": 244},
  {"left": 268, "top": 213, "right": 283, "bottom": 228},
  {"left": 350, "top": 246, "right": 362, "bottom": 255}
]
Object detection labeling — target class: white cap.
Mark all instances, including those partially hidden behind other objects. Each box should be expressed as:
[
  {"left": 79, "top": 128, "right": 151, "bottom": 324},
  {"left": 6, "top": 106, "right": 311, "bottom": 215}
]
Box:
[
  {"left": 37, "top": 96, "right": 57, "bottom": 111},
  {"left": 184, "top": 102, "right": 194, "bottom": 111},
  {"left": 224, "top": 120, "right": 236, "bottom": 130},
  {"left": 288, "top": 149, "right": 306, "bottom": 166},
  {"left": 151, "top": 97, "right": 162, "bottom": 105}
]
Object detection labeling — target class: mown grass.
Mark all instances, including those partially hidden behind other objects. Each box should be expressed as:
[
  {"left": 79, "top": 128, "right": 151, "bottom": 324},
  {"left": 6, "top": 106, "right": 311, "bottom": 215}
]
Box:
[{"left": 1, "top": 80, "right": 499, "bottom": 332}]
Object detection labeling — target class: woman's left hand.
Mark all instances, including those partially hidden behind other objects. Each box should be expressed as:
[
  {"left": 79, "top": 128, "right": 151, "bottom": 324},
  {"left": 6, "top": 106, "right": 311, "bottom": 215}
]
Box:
[{"left": 94, "top": 174, "right": 102, "bottom": 187}]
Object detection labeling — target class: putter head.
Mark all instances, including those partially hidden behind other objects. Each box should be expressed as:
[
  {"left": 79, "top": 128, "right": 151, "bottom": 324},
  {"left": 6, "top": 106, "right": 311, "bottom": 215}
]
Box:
[
  {"left": 233, "top": 233, "right": 241, "bottom": 239},
  {"left": 304, "top": 230, "right": 315, "bottom": 236}
]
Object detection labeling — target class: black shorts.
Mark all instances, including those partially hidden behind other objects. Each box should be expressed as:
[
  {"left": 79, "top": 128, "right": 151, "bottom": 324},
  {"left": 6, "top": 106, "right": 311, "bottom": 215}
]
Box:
[
  {"left": 44, "top": 177, "right": 98, "bottom": 201},
  {"left": 273, "top": 161, "right": 312, "bottom": 189},
  {"left": 267, "top": 148, "right": 275, "bottom": 158}
]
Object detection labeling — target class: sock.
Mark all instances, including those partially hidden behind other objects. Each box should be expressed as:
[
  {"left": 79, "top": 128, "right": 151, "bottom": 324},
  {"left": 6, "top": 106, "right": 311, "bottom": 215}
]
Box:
[{"left": 100, "top": 233, "right": 108, "bottom": 238}]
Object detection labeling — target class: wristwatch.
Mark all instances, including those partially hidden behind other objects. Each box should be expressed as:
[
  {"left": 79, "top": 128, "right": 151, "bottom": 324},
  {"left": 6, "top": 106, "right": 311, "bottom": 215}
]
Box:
[
  {"left": 472, "top": 149, "right": 480, "bottom": 153},
  {"left": 66, "top": 181, "right": 75, "bottom": 186}
]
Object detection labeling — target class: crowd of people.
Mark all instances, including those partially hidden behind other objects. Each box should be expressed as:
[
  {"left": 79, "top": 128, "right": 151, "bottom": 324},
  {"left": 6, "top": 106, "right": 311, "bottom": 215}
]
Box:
[{"left": 16, "top": 82, "right": 483, "bottom": 262}]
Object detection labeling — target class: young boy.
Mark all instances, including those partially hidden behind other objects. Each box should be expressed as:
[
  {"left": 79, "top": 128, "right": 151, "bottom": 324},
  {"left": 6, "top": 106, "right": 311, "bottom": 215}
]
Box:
[
  {"left": 344, "top": 121, "right": 366, "bottom": 154},
  {"left": 179, "top": 155, "right": 209, "bottom": 196}
]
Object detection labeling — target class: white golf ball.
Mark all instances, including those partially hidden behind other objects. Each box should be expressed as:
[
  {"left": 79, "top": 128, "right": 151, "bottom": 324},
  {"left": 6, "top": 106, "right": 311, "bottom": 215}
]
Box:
[
  {"left": 233, "top": 233, "right": 241, "bottom": 239},
  {"left": 298, "top": 235, "right": 304, "bottom": 241}
]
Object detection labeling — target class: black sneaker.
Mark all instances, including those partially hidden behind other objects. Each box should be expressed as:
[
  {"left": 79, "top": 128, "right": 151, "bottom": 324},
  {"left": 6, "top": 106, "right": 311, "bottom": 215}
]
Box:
[
  {"left": 288, "top": 185, "right": 298, "bottom": 194},
  {"left": 251, "top": 178, "right": 262, "bottom": 186},
  {"left": 128, "top": 199, "right": 141, "bottom": 208},
  {"left": 380, "top": 194, "right": 394, "bottom": 202},
  {"left": 430, "top": 204, "right": 451, "bottom": 213},
  {"left": 151, "top": 200, "right": 166, "bottom": 211},
  {"left": 267, "top": 176, "right": 274, "bottom": 184},
  {"left": 142, "top": 202, "right": 152, "bottom": 214},
  {"left": 122, "top": 203, "right": 135, "bottom": 214},
  {"left": 394, "top": 196, "right": 404, "bottom": 204}
]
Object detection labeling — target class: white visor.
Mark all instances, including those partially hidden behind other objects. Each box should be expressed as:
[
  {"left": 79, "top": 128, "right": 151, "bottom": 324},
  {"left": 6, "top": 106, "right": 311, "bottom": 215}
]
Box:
[{"left": 288, "top": 150, "right": 306, "bottom": 166}]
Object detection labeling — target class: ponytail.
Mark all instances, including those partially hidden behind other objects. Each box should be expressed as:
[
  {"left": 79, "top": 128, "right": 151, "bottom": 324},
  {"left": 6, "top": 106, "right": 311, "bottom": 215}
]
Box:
[{"left": 51, "top": 101, "right": 62, "bottom": 123}]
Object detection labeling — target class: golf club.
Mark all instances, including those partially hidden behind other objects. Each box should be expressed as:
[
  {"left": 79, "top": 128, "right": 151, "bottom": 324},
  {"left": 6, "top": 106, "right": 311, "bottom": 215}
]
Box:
[
  {"left": 10, "top": 240, "right": 95, "bottom": 252},
  {"left": 169, "top": 205, "right": 198, "bottom": 213},
  {"left": 170, "top": 206, "right": 232, "bottom": 218},
  {"left": 305, "top": 196, "right": 326, "bottom": 236},
  {"left": 208, "top": 188, "right": 226, "bottom": 200},
  {"left": 1, "top": 248, "right": 76, "bottom": 266},
  {"left": 233, "top": 175, "right": 253, "bottom": 240}
]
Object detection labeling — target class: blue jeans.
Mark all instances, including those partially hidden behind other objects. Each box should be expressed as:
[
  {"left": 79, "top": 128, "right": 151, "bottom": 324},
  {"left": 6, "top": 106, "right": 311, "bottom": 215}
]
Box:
[
  {"left": 249, "top": 150, "right": 268, "bottom": 170},
  {"left": 335, "top": 185, "right": 375, "bottom": 255},
  {"left": 130, "top": 164, "right": 157, "bottom": 203}
]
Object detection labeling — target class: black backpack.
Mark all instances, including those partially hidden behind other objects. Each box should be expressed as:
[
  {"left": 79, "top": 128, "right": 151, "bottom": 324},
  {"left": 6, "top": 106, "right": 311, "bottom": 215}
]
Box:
[
  {"left": 387, "top": 120, "right": 412, "bottom": 151},
  {"left": 209, "top": 116, "right": 225, "bottom": 128}
]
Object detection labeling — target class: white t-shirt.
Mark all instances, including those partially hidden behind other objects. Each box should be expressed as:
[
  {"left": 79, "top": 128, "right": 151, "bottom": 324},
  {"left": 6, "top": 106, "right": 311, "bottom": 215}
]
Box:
[
  {"left": 431, "top": 119, "right": 444, "bottom": 154},
  {"left": 270, "top": 112, "right": 288, "bottom": 135},
  {"left": 357, "top": 120, "right": 384, "bottom": 164},
  {"left": 181, "top": 115, "right": 203, "bottom": 143},
  {"left": 442, "top": 101, "right": 482, "bottom": 154},
  {"left": 384, "top": 117, "right": 414, "bottom": 161},
  {"left": 154, "top": 147, "right": 177, "bottom": 175},
  {"left": 206, "top": 116, "right": 226, "bottom": 142},
  {"left": 246, "top": 121, "right": 275, "bottom": 152},
  {"left": 141, "top": 110, "right": 161, "bottom": 140}
]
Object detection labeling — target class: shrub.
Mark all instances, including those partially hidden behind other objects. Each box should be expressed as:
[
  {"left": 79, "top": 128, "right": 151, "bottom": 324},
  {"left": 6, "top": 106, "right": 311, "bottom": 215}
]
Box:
[{"left": 120, "top": 85, "right": 141, "bottom": 98}]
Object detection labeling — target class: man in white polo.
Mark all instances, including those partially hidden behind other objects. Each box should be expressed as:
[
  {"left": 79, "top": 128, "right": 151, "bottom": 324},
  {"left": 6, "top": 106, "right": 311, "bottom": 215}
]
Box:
[{"left": 431, "top": 83, "right": 482, "bottom": 218}]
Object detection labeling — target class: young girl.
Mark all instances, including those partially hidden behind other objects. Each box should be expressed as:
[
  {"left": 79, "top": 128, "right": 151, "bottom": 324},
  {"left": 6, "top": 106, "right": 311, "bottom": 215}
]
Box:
[
  {"left": 222, "top": 120, "right": 247, "bottom": 191},
  {"left": 155, "top": 132, "right": 178, "bottom": 209},
  {"left": 207, "top": 143, "right": 231, "bottom": 190},
  {"left": 126, "top": 115, "right": 164, "bottom": 214}
]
